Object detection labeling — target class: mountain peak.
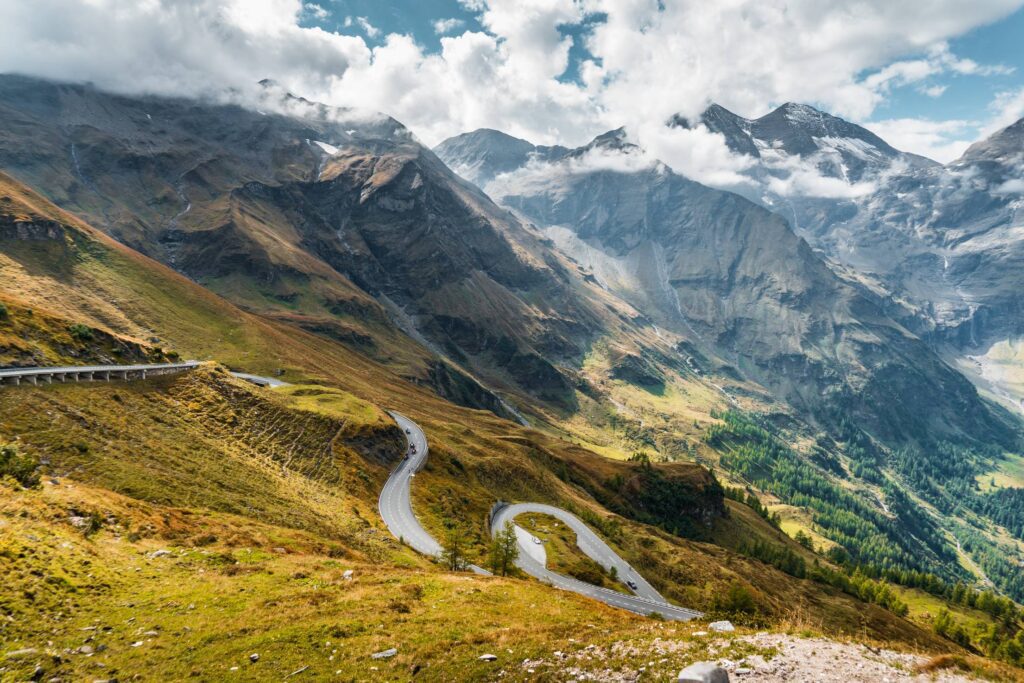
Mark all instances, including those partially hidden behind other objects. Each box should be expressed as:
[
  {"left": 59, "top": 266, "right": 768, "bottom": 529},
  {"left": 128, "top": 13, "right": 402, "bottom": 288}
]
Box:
[
  {"left": 957, "top": 117, "right": 1024, "bottom": 165},
  {"left": 448, "top": 128, "right": 535, "bottom": 146},
  {"left": 773, "top": 101, "right": 825, "bottom": 120},
  {"left": 752, "top": 101, "right": 898, "bottom": 160},
  {"left": 434, "top": 128, "right": 569, "bottom": 186},
  {"left": 587, "top": 127, "right": 630, "bottom": 149}
]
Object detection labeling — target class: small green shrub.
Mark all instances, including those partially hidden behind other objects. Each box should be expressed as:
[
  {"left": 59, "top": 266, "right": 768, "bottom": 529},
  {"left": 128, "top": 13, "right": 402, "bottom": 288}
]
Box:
[
  {"left": 0, "top": 443, "right": 40, "bottom": 488},
  {"left": 84, "top": 511, "right": 105, "bottom": 536},
  {"left": 713, "top": 580, "right": 759, "bottom": 616},
  {"left": 68, "top": 323, "right": 95, "bottom": 341},
  {"left": 567, "top": 558, "right": 607, "bottom": 586},
  {"left": 0, "top": 302, "right": 8, "bottom": 320}
]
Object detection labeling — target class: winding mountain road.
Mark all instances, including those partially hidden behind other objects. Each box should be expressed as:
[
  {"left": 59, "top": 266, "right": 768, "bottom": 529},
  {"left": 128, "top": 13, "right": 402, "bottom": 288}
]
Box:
[
  {"left": 3, "top": 364, "right": 699, "bottom": 620},
  {"left": 491, "top": 503, "right": 702, "bottom": 621},
  {"left": 492, "top": 503, "right": 663, "bottom": 602},
  {"left": 377, "top": 412, "right": 443, "bottom": 557},
  {"left": 378, "top": 413, "right": 702, "bottom": 621}
]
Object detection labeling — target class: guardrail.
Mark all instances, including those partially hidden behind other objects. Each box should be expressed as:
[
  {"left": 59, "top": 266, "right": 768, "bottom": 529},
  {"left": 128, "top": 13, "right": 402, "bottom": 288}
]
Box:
[
  {"left": 488, "top": 500, "right": 509, "bottom": 528},
  {"left": 0, "top": 361, "right": 201, "bottom": 387}
]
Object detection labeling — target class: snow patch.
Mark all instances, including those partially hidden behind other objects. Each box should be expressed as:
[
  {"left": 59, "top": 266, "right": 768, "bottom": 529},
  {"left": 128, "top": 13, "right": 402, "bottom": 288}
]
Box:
[
  {"left": 312, "top": 140, "right": 339, "bottom": 155},
  {"left": 813, "top": 135, "right": 882, "bottom": 162}
]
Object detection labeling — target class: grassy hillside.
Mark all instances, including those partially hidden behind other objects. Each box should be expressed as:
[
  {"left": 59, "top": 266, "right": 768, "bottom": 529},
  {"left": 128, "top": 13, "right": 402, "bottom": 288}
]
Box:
[
  {"left": 1, "top": 475, "right": 714, "bottom": 682},
  {"left": 2, "top": 170, "right": 1023, "bottom": 679},
  {"left": 0, "top": 367, "right": 957, "bottom": 646},
  {"left": 0, "top": 170, "right": 434, "bottom": 380}
]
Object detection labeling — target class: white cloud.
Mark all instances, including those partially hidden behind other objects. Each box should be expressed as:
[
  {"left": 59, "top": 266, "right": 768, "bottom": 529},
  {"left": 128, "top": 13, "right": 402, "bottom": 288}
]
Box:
[
  {"left": 984, "top": 87, "right": 1024, "bottom": 135},
  {"left": 865, "top": 118, "right": 976, "bottom": 162},
  {"left": 0, "top": 0, "right": 369, "bottom": 104},
  {"left": 486, "top": 144, "right": 659, "bottom": 200},
  {"left": 630, "top": 123, "right": 757, "bottom": 189},
  {"left": 433, "top": 18, "right": 465, "bottom": 35},
  {"left": 857, "top": 44, "right": 1008, "bottom": 107},
  {"left": 475, "top": 0, "right": 583, "bottom": 82},
  {"left": 919, "top": 84, "right": 948, "bottom": 98},
  {"left": 354, "top": 16, "right": 380, "bottom": 38},
  {"left": 303, "top": 3, "right": 328, "bottom": 21},
  {"left": 994, "top": 178, "right": 1024, "bottom": 194},
  {"left": 583, "top": 1, "right": 1022, "bottom": 127},
  {"left": 765, "top": 166, "right": 877, "bottom": 199},
  {"left": 1, "top": 0, "right": 1022, "bottom": 195}
]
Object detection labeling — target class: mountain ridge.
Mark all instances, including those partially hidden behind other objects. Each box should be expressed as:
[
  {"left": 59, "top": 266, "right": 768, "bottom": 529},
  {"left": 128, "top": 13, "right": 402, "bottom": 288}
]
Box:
[
  {"left": 437, "top": 101, "right": 1024, "bottom": 417},
  {"left": 435, "top": 121, "right": 1017, "bottom": 449}
]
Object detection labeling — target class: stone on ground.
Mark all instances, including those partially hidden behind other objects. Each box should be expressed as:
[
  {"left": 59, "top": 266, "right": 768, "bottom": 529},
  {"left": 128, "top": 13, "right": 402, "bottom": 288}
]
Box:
[{"left": 678, "top": 661, "right": 730, "bottom": 683}]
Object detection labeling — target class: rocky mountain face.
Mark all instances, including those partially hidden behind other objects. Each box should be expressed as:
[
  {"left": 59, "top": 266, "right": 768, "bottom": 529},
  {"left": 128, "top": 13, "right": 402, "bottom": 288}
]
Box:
[
  {"left": 674, "top": 103, "right": 939, "bottom": 242},
  {"left": 0, "top": 75, "right": 627, "bottom": 412},
  {"left": 0, "top": 74, "right": 1017, "bottom": 446},
  {"left": 432, "top": 128, "right": 568, "bottom": 188},
  {"left": 665, "top": 102, "right": 1024, "bottom": 412},
  {"left": 436, "top": 128, "right": 1015, "bottom": 446},
  {"left": 845, "top": 125, "right": 1024, "bottom": 411},
  {"left": 689, "top": 102, "right": 932, "bottom": 182}
]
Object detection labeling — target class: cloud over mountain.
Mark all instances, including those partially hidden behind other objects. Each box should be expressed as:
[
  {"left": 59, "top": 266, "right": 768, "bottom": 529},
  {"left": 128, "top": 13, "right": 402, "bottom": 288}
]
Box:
[{"left": 2, "top": 0, "right": 1021, "bottom": 177}]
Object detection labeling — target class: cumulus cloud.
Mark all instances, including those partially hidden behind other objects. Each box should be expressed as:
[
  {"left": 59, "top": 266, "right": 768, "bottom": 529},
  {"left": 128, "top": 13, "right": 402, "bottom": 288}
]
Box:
[
  {"left": 303, "top": 3, "right": 329, "bottom": 21},
  {"left": 0, "top": 0, "right": 369, "bottom": 104},
  {"left": 630, "top": 123, "right": 757, "bottom": 189},
  {"left": 583, "top": 1, "right": 1022, "bottom": 126},
  {"left": 865, "top": 118, "right": 977, "bottom": 163},
  {"left": 1, "top": 0, "right": 1022, "bottom": 195},
  {"left": 984, "top": 87, "right": 1024, "bottom": 135},
  {"left": 433, "top": 18, "right": 465, "bottom": 35}
]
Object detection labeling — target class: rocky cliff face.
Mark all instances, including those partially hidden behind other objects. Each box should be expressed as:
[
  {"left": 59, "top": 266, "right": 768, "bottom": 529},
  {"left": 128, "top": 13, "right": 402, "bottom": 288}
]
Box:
[
  {"left": 667, "top": 102, "right": 1024, "bottom": 412},
  {"left": 432, "top": 128, "right": 568, "bottom": 188},
  {"left": 0, "top": 74, "right": 1016, "bottom": 446},
  {"left": 437, "top": 127, "right": 1015, "bottom": 445},
  {"left": 688, "top": 103, "right": 1024, "bottom": 349},
  {"left": 0, "top": 75, "right": 625, "bottom": 411}
]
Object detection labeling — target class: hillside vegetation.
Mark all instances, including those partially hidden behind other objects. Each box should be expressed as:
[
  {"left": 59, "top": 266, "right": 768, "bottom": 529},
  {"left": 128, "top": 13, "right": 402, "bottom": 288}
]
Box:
[{"left": 1, "top": 114, "right": 1023, "bottom": 679}]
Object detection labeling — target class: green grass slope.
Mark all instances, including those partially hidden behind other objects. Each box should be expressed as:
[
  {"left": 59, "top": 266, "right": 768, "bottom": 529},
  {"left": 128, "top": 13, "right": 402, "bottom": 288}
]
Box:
[{"left": 1, "top": 171, "right": 1019, "bottom": 679}]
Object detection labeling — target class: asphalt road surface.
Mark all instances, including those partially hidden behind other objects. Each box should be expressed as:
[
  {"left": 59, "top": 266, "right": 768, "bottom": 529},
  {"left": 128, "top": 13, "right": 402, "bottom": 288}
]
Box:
[
  {"left": 9, "top": 366, "right": 697, "bottom": 620},
  {"left": 377, "top": 412, "right": 444, "bottom": 557},
  {"left": 228, "top": 372, "right": 290, "bottom": 388},
  {"left": 493, "top": 503, "right": 665, "bottom": 600},
  {"left": 378, "top": 414, "right": 700, "bottom": 620},
  {"left": 491, "top": 502, "right": 701, "bottom": 621},
  {"left": 0, "top": 361, "right": 200, "bottom": 380}
]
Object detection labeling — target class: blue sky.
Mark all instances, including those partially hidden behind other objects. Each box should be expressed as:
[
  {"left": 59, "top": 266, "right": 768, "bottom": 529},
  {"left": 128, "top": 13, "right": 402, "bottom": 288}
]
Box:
[{"left": 899, "top": 9, "right": 1024, "bottom": 121}]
